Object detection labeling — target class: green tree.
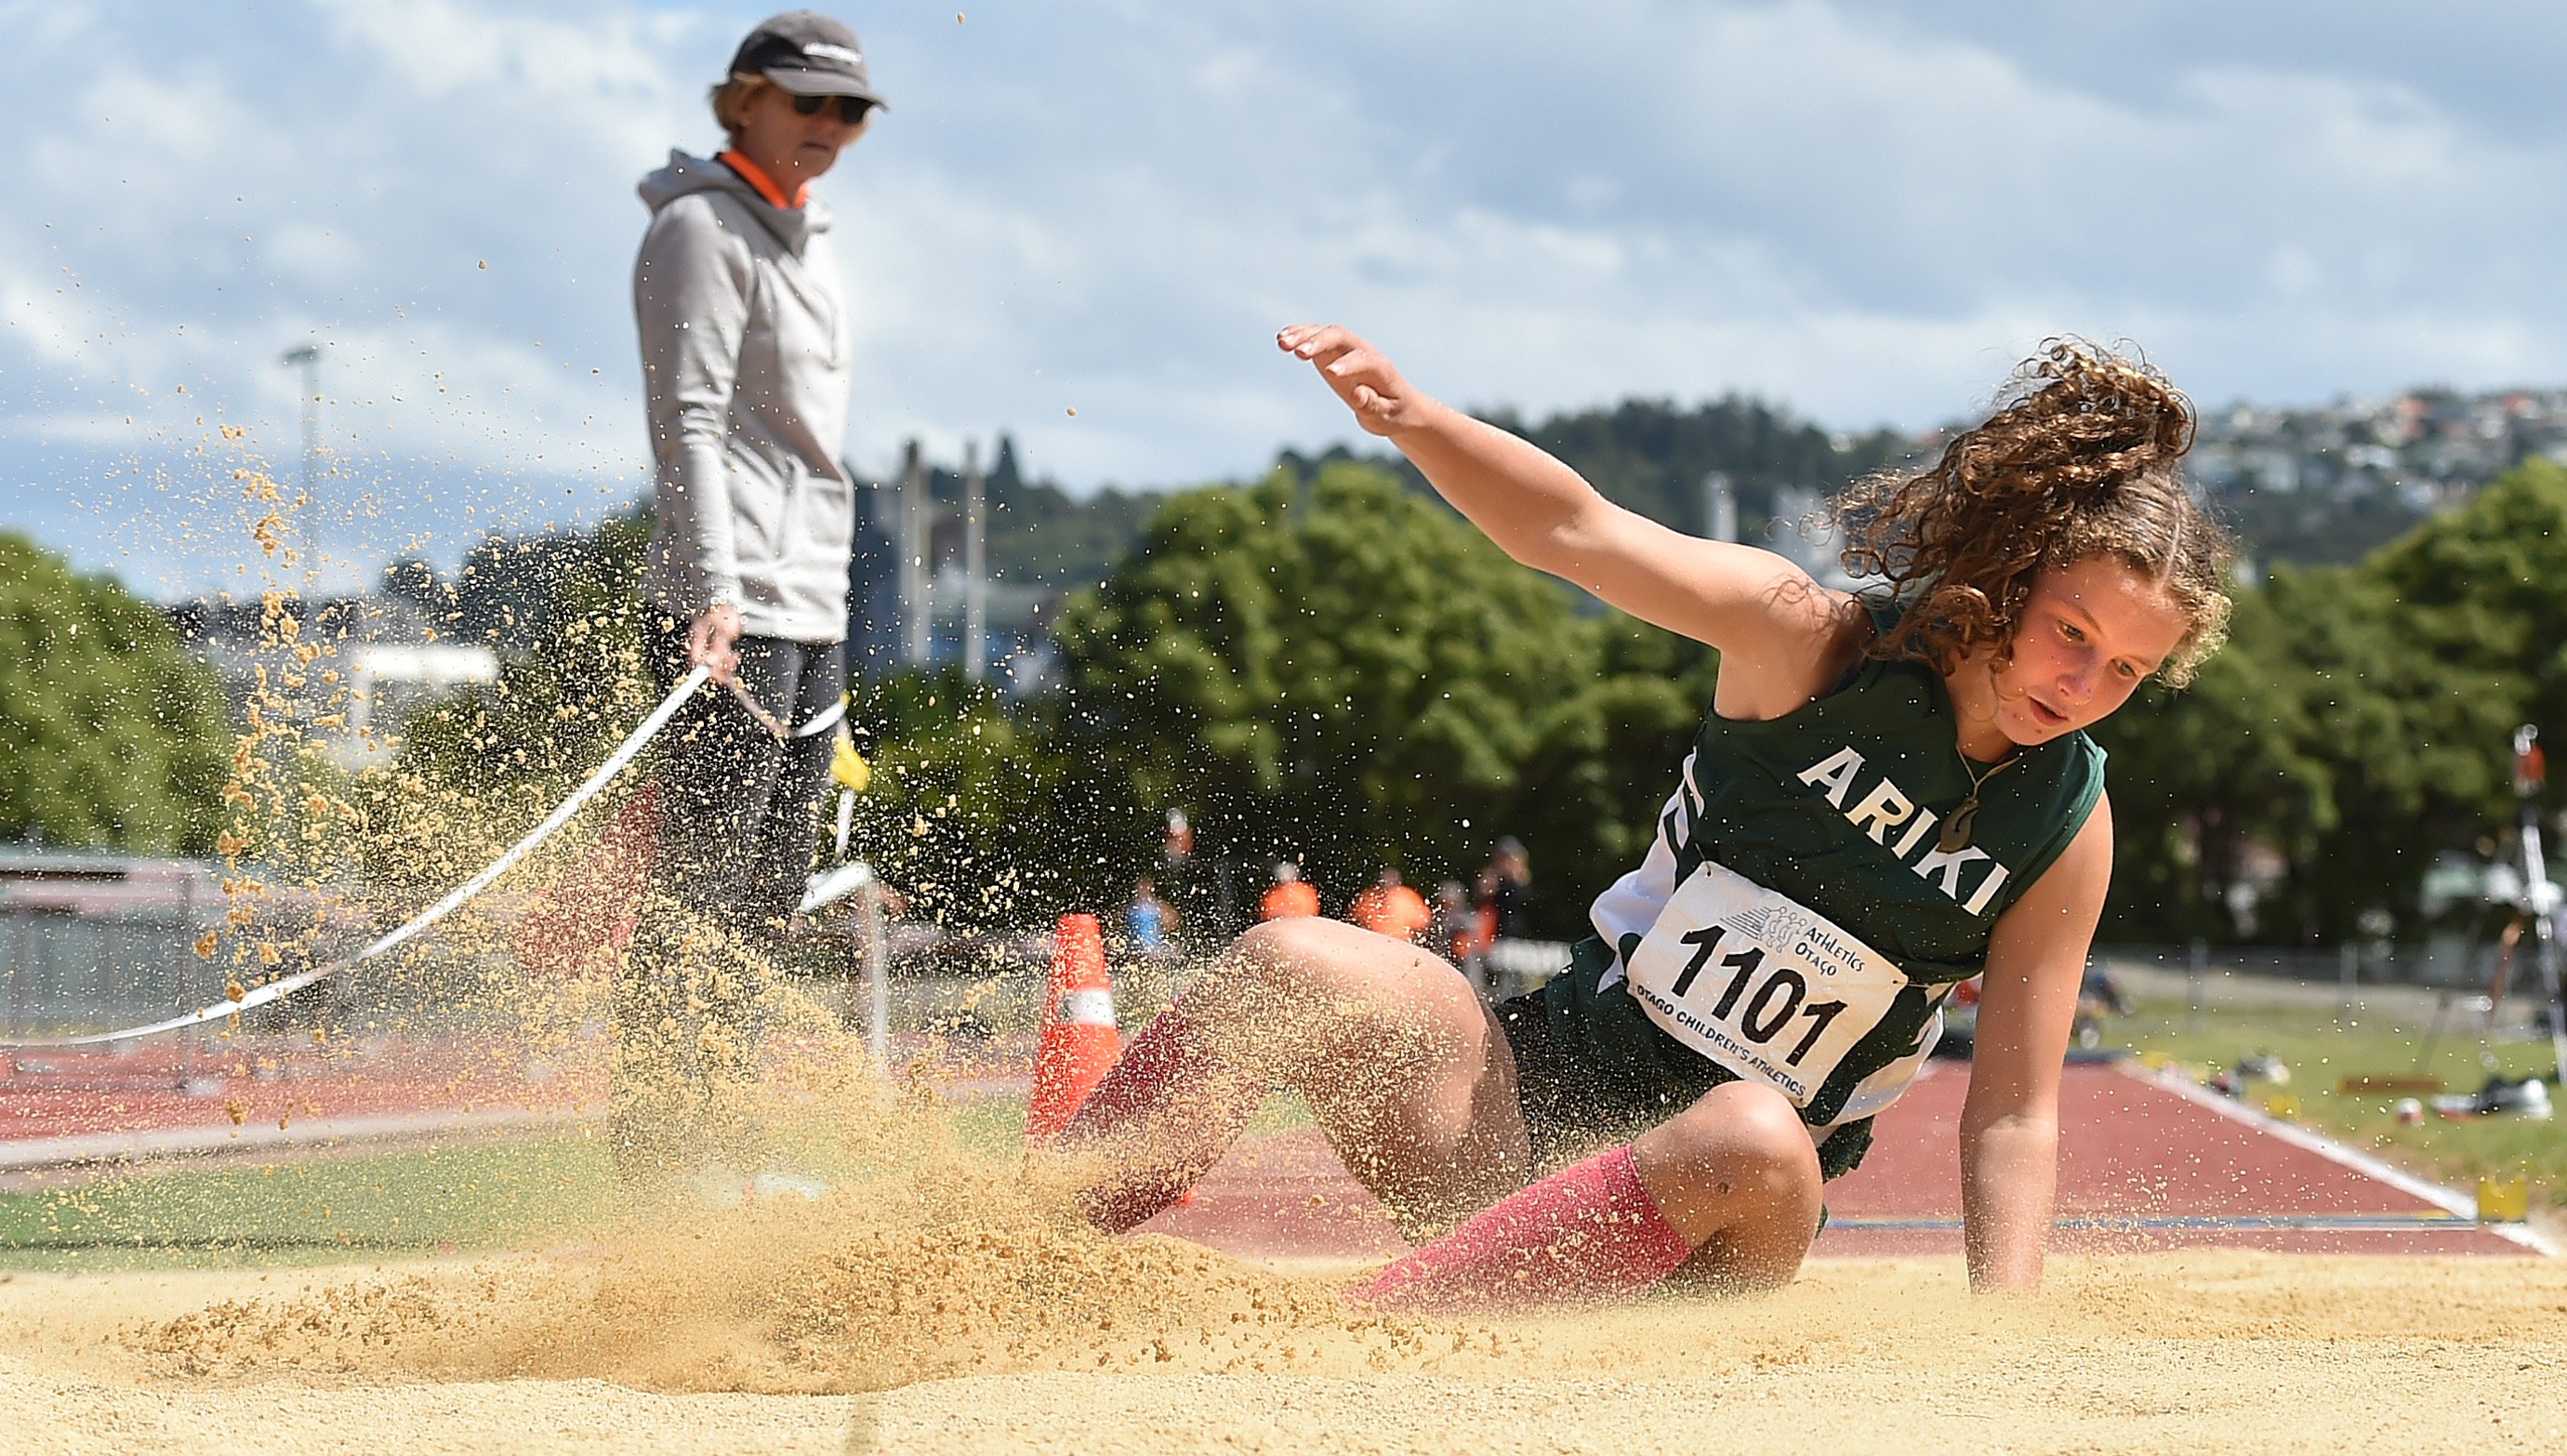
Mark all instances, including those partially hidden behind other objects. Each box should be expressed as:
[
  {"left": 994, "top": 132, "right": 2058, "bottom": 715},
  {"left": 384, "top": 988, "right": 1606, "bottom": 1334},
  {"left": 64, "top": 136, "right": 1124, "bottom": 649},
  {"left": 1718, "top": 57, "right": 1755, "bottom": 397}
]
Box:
[
  {"left": 1051, "top": 463, "right": 1715, "bottom": 935},
  {"left": 362, "top": 516, "right": 657, "bottom": 895},
  {"left": 0, "top": 533, "right": 229, "bottom": 854},
  {"left": 2253, "top": 566, "right": 2519, "bottom": 941},
  {"left": 2095, "top": 459, "right": 2562, "bottom": 945},
  {"left": 2366, "top": 458, "right": 2567, "bottom": 768},
  {"left": 1498, "top": 611, "right": 1716, "bottom": 933},
  {"left": 967, "top": 396, "right": 1912, "bottom": 608},
  {"left": 2103, "top": 568, "right": 2516, "bottom": 945},
  {"left": 2084, "top": 586, "right": 2320, "bottom": 944},
  {"left": 1485, "top": 396, "right": 1912, "bottom": 542},
  {"left": 839, "top": 665, "right": 1071, "bottom": 933}
]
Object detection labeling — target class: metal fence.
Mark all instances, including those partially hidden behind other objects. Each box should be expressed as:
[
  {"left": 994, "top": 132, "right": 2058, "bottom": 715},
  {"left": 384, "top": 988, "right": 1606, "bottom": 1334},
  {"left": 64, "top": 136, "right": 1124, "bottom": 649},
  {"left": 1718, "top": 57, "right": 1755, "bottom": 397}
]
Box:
[
  {"left": 2, "top": 907, "right": 228, "bottom": 1036},
  {"left": 0, "top": 853, "right": 226, "bottom": 1039},
  {"left": 0, "top": 852, "right": 521, "bottom": 1039},
  {"left": 7, "top": 845, "right": 2550, "bottom": 1045}
]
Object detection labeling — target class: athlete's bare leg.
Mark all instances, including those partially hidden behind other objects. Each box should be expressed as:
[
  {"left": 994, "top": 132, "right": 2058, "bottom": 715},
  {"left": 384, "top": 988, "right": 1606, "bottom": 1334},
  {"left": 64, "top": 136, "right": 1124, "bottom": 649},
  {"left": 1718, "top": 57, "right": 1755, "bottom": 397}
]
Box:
[
  {"left": 1058, "top": 917, "right": 1532, "bottom": 1238},
  {"left": 1634, "top": 1080, "right": 1825, "bottom": 1292},
  {"left": 1352, "top": 1066, "right": 1823, "bottom": 1311}
]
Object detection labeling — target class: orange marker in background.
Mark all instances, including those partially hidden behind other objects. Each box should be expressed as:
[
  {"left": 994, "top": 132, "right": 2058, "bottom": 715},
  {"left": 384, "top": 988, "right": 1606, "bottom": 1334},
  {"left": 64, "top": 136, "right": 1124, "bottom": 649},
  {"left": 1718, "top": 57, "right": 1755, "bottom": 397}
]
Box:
[{"left": 1025, "top": 913, "right": 1120, "bottom": 1142}]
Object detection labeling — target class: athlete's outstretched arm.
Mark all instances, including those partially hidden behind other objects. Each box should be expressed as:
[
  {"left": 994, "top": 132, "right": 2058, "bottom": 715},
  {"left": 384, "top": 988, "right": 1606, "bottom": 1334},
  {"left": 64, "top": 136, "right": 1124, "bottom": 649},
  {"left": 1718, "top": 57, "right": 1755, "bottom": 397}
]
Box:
[
  {"left": 1278, "top": 324, "right": 1860, "bottom": 715},
  {"left": 1958, "top": 794, "right": 2113, "bottom": 1291}
]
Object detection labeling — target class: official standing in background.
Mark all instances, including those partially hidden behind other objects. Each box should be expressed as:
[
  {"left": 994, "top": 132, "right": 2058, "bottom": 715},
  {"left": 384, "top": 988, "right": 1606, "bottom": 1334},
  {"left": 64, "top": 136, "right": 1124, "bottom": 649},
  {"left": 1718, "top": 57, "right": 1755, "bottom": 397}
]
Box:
[{"left": 619, "top": 11, "right": 885, "bottom": 1191}]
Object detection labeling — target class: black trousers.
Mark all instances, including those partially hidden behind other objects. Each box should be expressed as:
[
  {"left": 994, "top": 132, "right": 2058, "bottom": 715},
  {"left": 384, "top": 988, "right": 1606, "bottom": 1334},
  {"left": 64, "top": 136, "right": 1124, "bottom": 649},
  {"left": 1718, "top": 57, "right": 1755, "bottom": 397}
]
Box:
[
  {"left": 611, "top": 611, "right": 845, "bottom": 1183},
  {"left": 642, "top": 614, "right": 845, "bottom": 935}
]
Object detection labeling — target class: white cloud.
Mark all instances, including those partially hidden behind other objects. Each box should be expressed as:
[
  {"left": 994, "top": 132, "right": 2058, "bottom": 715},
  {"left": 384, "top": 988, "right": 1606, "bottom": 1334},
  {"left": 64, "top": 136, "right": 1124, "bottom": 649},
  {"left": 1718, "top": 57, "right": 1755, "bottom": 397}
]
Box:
[{"left": 4, "top": 0, "right": 2567, "bottom": 597}]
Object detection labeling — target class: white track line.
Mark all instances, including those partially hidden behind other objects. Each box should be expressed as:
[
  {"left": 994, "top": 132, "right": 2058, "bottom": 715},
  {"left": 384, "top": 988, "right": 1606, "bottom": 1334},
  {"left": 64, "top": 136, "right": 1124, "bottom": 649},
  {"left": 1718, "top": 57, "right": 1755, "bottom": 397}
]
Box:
[
  {"left": 2128, "top": 1063, "right": 2556, "bottom": 1256},
  {"left": 0, "top": 1106, "right": 581, "bottom": 1171}
]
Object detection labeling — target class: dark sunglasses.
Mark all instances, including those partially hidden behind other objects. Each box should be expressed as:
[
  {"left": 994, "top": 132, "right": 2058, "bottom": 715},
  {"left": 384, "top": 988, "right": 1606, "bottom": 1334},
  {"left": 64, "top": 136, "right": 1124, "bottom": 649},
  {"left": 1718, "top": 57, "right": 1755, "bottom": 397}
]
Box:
[{"left": 790, "top": 93, "right": 874, "bottom": 125}]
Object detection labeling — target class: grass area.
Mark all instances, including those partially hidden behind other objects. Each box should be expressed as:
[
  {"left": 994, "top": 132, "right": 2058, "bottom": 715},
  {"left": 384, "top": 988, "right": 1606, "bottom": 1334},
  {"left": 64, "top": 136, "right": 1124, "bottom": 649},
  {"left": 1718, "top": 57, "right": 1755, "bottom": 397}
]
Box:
[
  {"left": 0, "top": 1084, "right": 1317, "bottom": 1276},
  {"left": 0, "top": 1135, "right": 621, "bottom": 1272},
  {"left": 2102, "top": 996, "right": 2566, "bottom": 1210}
]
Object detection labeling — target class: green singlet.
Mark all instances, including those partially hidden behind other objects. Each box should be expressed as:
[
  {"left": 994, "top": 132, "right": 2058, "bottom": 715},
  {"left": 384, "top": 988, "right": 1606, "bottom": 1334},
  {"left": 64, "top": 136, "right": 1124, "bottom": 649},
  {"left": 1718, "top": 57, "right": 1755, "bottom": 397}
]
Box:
[{"left": 1496, "top": 600, "right": 2107, "bottom": 1179}]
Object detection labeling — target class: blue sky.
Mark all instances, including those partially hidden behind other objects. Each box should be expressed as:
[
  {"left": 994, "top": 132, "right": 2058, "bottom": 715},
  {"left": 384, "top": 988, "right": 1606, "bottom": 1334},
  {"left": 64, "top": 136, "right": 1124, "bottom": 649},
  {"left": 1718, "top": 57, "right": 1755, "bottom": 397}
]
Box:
[{"left": 7, "top": 0, "right": 2567, "bottom": 599}]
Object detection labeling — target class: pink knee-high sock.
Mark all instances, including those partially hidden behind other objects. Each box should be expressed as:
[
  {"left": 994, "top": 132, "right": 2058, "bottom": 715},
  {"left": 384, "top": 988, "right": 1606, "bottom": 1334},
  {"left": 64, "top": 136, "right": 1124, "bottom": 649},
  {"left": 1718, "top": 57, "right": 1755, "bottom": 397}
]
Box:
[
  {"left": 1062, "top": 1004, "right": 1255, "bottom": 1234},
  {"left": 1356, "top": 1145, "right": 1696, "bottom": 1314}
]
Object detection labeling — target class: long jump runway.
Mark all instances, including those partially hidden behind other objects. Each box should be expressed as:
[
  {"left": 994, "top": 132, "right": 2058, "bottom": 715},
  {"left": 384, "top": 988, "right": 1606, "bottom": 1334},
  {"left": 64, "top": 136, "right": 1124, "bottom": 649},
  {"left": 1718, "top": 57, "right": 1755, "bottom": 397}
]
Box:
[
  {"left": 7, "top": 1042, "right": 2542, "bottom": 1258},
  {"left": 1142, "top": 1060, "right": 2549, "bottom": 1261}
]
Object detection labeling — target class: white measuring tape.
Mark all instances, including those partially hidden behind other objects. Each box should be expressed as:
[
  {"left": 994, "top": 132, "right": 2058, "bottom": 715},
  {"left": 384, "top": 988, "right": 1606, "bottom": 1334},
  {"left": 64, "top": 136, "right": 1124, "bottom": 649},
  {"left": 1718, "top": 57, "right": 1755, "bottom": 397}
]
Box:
[{"left": 1, "top": 665, "right": 714, "bottom": 1049}]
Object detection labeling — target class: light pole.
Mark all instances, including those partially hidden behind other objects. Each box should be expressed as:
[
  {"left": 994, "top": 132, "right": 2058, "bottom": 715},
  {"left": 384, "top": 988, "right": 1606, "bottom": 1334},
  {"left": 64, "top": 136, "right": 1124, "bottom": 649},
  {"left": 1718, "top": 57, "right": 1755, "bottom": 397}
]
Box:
[
  {"left": 899, "top": 438, "right": 931, "bottom": 666},
  {"left": 963, "top": 437, "right": 986, "bottom": 682},
  {"left": 1702, "top": 470, "right": 1737, "bottom": 543},
  {"left": 2509, "top": 726, "right": 2567, "bottom": 1083},
  {"left": 280, "top": 343, "right": 321, "bottom": 578}
]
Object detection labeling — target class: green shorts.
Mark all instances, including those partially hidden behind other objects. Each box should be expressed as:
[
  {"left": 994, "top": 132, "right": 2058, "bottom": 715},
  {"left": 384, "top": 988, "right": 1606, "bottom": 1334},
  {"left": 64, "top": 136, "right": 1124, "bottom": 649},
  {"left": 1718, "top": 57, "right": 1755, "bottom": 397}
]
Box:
[{"left": 1494, "top": 936, "right": 1875, "bottom": 1181}]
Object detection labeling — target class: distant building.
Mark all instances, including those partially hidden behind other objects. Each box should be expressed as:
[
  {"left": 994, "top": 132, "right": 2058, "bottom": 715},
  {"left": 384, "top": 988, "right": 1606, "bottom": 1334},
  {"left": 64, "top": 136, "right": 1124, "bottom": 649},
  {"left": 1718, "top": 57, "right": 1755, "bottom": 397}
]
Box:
[
  {"left": 846, "top": 470, "right": 906, "bottom": 679},
  {"left": 337, "top": 642, "right": 502, "bottom": 769},
  {"left": 170, "top": 588, "right": 497, "bottom": 770},
  {"left": 1766, "top": 484, "right": 1862, "bottom": 592},
  {"left": 2191, "top": 385, "right": 2567, "bottom": 508},
  {"left": 845, "top": 445, "right": 1065, "bottom": 692}
]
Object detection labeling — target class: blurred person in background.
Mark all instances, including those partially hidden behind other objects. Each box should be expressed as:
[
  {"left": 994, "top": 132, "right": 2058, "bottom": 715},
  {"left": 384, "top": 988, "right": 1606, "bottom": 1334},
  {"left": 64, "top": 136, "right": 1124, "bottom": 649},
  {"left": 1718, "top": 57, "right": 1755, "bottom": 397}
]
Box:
[
  {"left": 1260, "top": 861, "right": 1321, "bottom": 921},
  {"left": 1469, "top": 864, "right": 1501, "bottom": 954},
  {"left": 1156, "top": 809, "right": 1209, "bottom": 952},
  {"left": 617, "top": 11, "right": 886, "bottom": 1195},
  {"left": 1127, "top": 876, "right": 1175, "bottom": 959},
  {"left": 1429, "top": 879, "right": 1484, "bottom": 969},
  {"left": 1488, "top": 836, "right": 1531, "bottom": 939},
  {"left": 1349, "top": 867, "right": 1433, "bottom": 945}
]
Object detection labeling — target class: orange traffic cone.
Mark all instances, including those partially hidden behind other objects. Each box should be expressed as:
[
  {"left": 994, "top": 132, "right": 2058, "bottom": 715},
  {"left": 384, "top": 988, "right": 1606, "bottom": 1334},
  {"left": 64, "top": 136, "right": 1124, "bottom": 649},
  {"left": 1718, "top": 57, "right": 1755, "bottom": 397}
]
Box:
[{"left": 1025, "top": 913, "right": 1120, "bottom": 1142}]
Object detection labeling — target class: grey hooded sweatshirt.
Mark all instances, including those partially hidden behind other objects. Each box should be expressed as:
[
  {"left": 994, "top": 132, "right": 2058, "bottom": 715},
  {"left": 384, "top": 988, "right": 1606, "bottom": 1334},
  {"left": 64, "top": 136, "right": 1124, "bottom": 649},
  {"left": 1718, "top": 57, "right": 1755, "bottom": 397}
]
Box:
[{"left": 634, "top": 150, "right": 853, "bottom": 643}]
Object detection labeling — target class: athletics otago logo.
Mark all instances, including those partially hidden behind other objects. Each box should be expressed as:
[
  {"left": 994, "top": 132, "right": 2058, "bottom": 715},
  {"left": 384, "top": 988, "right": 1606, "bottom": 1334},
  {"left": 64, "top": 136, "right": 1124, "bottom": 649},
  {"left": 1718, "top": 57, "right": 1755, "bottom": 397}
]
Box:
[
  {"left": 1727, "top": 904, "right": 1780, "bottom": 943},
  {"left": 1794, "top": 746, "right": 2013, "bottom": 916}
]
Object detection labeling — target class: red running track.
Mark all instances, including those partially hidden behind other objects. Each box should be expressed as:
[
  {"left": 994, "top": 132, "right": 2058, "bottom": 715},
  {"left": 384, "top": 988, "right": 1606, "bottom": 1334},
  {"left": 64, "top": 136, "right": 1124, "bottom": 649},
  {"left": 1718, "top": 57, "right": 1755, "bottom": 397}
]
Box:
[
  {"left": 6, "top": 1041, "right": 2538, "bottom": 1259},
  {"left": 0, "top": 1029, "right": 1028, "bottom": 1164},
  {"left": 1139, "top": 1060, "right": 2543, "bottom": 1261},
  {"left": 0, "top": 1036, "right": 597, "bottom": 1159}
]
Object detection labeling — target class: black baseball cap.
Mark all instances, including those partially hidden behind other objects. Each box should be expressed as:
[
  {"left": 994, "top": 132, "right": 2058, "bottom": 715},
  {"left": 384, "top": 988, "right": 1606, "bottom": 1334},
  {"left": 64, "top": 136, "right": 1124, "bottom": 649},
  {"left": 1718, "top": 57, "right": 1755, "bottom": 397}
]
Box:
[{"left": 728, "top": 11, "right": 887, "bottom": 110}]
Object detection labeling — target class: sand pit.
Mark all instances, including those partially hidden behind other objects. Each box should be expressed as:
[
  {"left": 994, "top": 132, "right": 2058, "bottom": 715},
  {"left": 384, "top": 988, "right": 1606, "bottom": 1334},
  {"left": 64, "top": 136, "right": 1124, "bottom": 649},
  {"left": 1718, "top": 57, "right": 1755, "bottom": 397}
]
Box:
[
  {"left": 3, "top": 1219, "right": 2562, "bottom": 1454},
  {"left": 4, "top": 1040, "right": 2561, "bottom": 1452},
  {"left": 7, "top": 999, "right": 2556, "bottom": 1452}
]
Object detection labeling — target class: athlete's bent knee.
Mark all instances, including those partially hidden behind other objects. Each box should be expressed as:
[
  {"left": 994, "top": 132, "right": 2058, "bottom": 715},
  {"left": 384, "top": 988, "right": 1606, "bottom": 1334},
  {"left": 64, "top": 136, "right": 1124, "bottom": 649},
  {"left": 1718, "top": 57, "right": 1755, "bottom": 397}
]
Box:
[
  {"left": 1230, "top": 917, "right": 1415, "bottom": 998},
  {"left": 1647, "top": 1084, "right": 1822, "bottom": 1206},
  {"left": 1229, "top": 917, "right": 1330, "bottom": 969},
  {"left": 1204, "top": 920, "right": 1399, "bottom": 1039},
  {"left": 1219, "top": 920, "right": 1331, "bottom": 1000}
]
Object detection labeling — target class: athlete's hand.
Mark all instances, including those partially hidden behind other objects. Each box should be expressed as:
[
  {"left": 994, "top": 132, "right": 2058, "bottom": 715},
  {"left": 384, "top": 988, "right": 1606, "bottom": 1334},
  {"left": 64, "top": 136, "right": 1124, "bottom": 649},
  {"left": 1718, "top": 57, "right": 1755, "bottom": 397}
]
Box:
[
  {"left": 687, "top": 602, "right": 744, "bottom": 685},
  {"left": 1277, "top": 324, "right": 1436, "bottom": 437}
]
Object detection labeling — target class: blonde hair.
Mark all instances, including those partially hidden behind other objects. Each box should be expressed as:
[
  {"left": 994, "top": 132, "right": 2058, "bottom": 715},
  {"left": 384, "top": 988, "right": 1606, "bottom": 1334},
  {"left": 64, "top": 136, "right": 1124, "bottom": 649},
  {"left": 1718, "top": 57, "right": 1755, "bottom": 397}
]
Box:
[{"left": 708, "top": 72, "right": 770, "bottom": 148}]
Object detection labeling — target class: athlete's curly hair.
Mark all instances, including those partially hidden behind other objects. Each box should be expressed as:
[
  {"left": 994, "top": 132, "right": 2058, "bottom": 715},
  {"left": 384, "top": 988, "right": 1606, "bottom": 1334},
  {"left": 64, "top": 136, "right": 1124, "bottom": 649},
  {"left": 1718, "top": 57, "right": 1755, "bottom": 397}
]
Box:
[{"left": 1834, "top": 338, "right": 2234, "bottom": 688}]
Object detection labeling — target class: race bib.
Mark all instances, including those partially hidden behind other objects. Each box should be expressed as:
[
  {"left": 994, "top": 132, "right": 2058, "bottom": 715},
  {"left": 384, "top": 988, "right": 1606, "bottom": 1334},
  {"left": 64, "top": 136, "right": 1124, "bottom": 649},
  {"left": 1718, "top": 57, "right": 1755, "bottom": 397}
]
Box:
[{"left": 1622, "top": 858, "right": 1908, "bottom": 1106}]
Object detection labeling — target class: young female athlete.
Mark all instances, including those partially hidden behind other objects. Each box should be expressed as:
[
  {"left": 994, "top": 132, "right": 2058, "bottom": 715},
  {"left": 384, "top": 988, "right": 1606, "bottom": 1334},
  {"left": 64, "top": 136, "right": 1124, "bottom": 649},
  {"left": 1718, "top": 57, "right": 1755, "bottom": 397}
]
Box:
[{"left": 1056, "top": 324, "right": 2231, "bottom": 1309}]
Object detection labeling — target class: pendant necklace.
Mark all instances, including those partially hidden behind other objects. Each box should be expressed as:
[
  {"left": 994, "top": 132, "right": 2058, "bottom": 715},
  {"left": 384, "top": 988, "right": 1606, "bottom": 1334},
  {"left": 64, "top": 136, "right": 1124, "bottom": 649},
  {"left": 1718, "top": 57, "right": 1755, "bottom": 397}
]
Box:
[{"left": 1938, "top": 744, "right": 2020, "bottom": 854}]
